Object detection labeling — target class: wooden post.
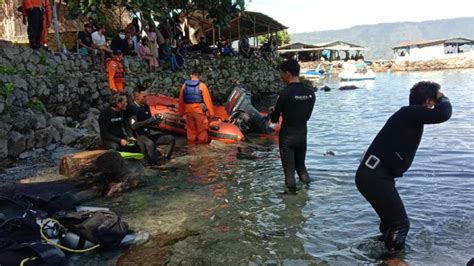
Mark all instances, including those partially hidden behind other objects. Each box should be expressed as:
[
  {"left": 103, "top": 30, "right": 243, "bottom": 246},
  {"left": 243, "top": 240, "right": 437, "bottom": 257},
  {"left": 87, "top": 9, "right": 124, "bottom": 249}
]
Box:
[
  {"left": 253, "top": 16, "right": 257, "bottom": 47},
  {"left": 51, "top": 0, "right": 61, "bottom": 52},
  {"left": 212, "top": 27, "right": 215, "bottom": 45},
  {"left": 238, "top": 18, "right": 241, "bottom": 40}
]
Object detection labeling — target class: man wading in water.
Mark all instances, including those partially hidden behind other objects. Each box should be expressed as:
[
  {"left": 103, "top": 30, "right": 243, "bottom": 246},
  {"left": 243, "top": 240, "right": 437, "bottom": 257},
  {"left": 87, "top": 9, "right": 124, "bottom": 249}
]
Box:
[
  {"left": 355, "top": 81, "right": 452, "bottom": 254},
  {"left": 270, "top": 59, "right": 315, "bottom": 194}
]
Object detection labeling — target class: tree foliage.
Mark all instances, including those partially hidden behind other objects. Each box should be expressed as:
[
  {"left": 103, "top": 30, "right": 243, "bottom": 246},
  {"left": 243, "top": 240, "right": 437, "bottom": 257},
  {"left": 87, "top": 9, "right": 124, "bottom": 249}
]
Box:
[
  {"left": 257, "top": 30, "right": 290, "bottom": 46},
  {"left": 64, "top": 0, "right": 246, "bottom": 28}
]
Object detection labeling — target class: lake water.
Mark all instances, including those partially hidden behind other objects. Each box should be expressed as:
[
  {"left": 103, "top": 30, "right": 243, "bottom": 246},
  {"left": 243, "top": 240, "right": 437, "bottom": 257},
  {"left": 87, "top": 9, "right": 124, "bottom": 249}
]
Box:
[{"left": 72, "top": 69, "right": 474, "bottom": 265}]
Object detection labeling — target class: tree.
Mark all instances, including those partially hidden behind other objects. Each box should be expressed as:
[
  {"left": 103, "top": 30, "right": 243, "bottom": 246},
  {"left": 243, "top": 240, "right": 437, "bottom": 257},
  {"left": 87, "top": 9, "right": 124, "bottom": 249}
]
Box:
[
  {"left": 257, "top": 30, "right": 290, "bottom": 46},
  {"left": 63, "top": 0, "right": 246, "bottom": 29}
]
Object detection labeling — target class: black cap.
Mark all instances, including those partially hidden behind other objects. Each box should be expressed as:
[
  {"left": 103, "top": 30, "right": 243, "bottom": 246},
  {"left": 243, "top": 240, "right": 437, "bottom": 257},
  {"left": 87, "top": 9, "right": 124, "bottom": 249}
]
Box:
[{"left": 113, "top": 50, "right": 123, "bottom": 55}]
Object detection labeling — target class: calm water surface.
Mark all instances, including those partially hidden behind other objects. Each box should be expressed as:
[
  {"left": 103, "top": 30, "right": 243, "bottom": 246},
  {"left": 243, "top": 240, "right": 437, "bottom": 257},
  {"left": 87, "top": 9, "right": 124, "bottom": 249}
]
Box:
[{"left": 73, "top": 70, "right": 474, "bottom": 265}]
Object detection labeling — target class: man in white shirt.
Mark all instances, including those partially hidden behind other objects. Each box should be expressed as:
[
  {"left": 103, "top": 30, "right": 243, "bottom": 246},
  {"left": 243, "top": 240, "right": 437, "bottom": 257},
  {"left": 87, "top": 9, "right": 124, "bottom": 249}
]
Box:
[{"left": 91, "top": 25, "right": 113, "bottom": 70}]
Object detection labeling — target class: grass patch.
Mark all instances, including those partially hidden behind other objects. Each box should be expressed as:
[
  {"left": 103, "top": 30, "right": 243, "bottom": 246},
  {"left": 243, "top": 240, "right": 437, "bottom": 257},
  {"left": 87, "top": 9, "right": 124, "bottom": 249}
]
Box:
[
  {"left": 28, "top": 98, "right": 47, "bottom": 113},
  {"left": 0, "top": 83, "right": 14, "bottom": 97}
]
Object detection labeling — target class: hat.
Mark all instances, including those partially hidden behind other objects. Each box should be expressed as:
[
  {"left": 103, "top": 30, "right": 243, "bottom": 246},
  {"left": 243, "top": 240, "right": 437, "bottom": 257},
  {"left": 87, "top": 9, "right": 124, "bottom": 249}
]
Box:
[{"left": 113, "top": 50, "right": 123, "bottom": 55}]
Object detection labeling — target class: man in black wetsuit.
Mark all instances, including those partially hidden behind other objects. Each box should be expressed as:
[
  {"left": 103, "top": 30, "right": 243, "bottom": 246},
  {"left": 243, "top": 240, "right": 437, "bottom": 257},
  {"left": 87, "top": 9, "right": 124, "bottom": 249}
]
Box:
[
  {"left": 98, "top": 93, "right": 138, "bottom": 152},
  {"left": 127, "top": 85, "right": 176, "bottom": 165},
  {"left": 355, "top": 81, "right": 452, "bottom": 253},
  {"left": 270, "top": 59, "right": 316, "bottom": 194}
]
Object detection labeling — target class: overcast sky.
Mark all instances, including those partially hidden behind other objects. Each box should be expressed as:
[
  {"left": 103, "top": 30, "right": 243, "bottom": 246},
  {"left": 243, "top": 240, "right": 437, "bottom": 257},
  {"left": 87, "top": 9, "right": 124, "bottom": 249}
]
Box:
[{"left": 246, "top": 0, "right": 474, "bottom": 33}]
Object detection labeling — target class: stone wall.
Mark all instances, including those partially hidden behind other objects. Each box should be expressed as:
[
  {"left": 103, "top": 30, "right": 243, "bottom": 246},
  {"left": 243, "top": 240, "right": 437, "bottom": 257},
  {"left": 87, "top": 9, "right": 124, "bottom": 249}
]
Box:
[
  {"left": 390, "top": 58, "right": 474, "bottom": 72},
  {"left": 0, "top": 46, "right": 284, "bottom": 161}
]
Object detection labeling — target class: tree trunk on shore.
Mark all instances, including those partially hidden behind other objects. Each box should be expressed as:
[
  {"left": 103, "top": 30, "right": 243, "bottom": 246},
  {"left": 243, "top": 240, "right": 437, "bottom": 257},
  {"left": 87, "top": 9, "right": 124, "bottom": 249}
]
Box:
[
  {"left": 59, "top": 150, "right": 145, "bottom": 197},
  {"left": 59, "top": 150, "right": 107, "bottom": 178}
]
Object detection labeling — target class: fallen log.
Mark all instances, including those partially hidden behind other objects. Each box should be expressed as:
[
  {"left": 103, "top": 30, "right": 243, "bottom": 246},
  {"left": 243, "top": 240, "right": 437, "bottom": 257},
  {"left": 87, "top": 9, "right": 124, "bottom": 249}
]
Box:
[
  {"left": 59, "top": 150, "right": 107, "bottom": 178},
  {"left": 59, "top": 150, "right": 145, "bottom": 197}
]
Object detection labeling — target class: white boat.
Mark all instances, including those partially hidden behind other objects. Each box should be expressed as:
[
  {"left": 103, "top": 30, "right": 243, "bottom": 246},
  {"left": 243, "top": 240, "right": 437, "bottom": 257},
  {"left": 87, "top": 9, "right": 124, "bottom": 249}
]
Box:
[
  {"left": 300, "top": 64, "right": 325, "bottom": 79},
  {"left": 339, "top": 69, "right": 376, "bottom": 81},
  {"left": 339, "top": 61, "right": 376, "bottom": 81}
]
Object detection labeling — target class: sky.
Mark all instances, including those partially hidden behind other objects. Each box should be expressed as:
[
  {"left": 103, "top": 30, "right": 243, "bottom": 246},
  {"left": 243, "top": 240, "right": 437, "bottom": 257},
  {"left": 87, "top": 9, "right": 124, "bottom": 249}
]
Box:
[{"left": 246, "top": 0, "right": 474, "bottom": 33}]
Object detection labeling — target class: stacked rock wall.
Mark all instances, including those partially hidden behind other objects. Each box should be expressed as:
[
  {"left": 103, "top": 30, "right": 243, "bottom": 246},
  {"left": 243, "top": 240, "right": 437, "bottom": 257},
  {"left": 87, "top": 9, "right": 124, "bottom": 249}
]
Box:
[{"left": 0, "top": 46, "right": 284, "bottom": 161}]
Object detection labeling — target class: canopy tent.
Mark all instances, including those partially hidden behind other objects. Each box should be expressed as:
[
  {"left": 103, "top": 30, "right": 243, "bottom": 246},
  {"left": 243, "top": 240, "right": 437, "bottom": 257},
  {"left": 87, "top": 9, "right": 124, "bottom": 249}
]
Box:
[{"left": 181, "top": 10, "right": 287, "bottom": 45}]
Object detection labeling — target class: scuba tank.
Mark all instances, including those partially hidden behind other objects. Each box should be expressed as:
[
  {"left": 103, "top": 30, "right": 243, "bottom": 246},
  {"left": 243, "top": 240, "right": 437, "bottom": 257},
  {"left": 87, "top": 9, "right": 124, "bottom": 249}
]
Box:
[
  {"left": 225, "top": 87, "right": 274, "bottom": 134},
  {"left": 59, "top": 231, "right": 96, "bottom": 249}
]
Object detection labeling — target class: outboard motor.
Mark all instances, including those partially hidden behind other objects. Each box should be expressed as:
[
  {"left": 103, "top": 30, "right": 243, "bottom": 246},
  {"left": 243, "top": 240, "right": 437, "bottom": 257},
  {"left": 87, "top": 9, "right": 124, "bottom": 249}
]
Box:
[{"left": 225, "top": 87, "right": 274, "bottom": 134}]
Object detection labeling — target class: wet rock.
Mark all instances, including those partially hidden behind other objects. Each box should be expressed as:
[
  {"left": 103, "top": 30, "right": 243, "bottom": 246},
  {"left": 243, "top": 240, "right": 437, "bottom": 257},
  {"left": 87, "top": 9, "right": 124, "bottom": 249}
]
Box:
[
  {"left": 19, "top": 150, "right": 35, "bottom": 159},
  {"left": 7, "top": 130, "right": 25, "bottom": 157},
  {"left": 45, "top": 144, "right": 57, "bottom": 151},
  {"left": 0, "top": 102, "right": 5, "bottom": 114},
  {"left": 339, "top": 85, "right": 359, "bottom": 90},
  {"left": 35, "top": 126, "right": 53, "bottom": 148},
  {"left": 0, "top": 121, "right": 10, "bottom": 137},
  {"left": 61, "top": 127, "right": 84, "bottom": 145}
]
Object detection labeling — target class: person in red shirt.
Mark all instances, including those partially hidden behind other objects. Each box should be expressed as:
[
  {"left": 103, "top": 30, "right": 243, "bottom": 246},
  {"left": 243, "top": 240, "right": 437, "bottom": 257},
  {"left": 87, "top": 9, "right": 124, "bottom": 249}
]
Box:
[
  {"left": 178, "top": 69, "right": 215, "bottom": 144},
  {"left": 107, "top": 50, "right": 125, "bottom": 92}
]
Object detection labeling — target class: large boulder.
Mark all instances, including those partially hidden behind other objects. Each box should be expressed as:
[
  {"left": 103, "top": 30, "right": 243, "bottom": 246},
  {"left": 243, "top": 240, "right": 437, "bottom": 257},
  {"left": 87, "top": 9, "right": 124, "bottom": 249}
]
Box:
[
  {"left": 61, "top": 127, "right": 84, "bottom": 145},
  {"left": 80, "top": 116, "right": 100, "bottom": 135},
  {"left": 7, "top": 130, "right": 26, "bottom": 157},
  {"left": 48, "top": 116, "right": 66, "bottom": 133},
  {"left": 35, "top": 126, "right": 54, "bottom": 148}
]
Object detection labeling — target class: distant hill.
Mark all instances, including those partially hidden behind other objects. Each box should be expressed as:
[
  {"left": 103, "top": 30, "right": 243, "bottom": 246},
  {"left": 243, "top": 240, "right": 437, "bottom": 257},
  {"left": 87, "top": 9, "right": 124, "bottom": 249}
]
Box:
[{"left": 291, "top": 17, "right": 474, "bottom": 60}]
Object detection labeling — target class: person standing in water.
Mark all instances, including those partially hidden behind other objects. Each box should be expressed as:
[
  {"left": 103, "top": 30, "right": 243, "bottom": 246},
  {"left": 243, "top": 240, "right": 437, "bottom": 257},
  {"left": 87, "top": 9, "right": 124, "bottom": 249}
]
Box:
[
  {"left": 355, "top": 81, "right": 452, "bottom": 253},
  {"left": 270, "top": 59, "right": 315, "bottom": 194},
  {"left": 178, "top": 69, "right": 215, "bottom": 144}
]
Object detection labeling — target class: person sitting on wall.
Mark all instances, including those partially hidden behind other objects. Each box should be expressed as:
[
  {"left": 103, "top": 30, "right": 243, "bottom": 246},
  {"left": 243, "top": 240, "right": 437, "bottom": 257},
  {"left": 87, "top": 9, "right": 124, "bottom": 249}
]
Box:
[
  {"left": 217, "top": 36, "right": 237, "bottom": 56},
  {"left": 127, "top": 85, "right": 176, "bottom": 166},
  {"left": 99, "top": 93, "right": 139, "bottom": 152},
  {"left": 91, "top": 25, "right": 113, "bottom": 70},
  {"left": 140, "top": 36, "right": 160, "bottom": 72},
  {"left": 77, "top": 23, "right": 98, "bottom": 69},
  {"left": 239, "top": 35, "right": 252, "bottom": 58},
  {"left": 160, "top": 38, "right": 182, "bottom": 71}
]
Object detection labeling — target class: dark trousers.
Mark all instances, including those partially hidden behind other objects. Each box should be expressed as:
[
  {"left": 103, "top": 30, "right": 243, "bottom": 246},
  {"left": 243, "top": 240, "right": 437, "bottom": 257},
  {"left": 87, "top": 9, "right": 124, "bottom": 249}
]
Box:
[
  {"left": 279, "top": 133, "right": 310, "bottom": 190},
  {"left": 137, "top": 133, "right": 175, "bottom": 165},
  {"left": 27, "top": 8, "right": 44, "bottom": 50},
  {"left": 355, "top": 164, "right": 410, "bottom": 252}
]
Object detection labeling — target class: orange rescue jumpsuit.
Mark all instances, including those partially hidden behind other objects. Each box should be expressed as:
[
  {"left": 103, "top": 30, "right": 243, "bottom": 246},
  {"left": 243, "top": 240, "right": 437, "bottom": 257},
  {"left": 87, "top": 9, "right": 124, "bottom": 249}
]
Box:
[
  {"left": 40, "top": 0, "right": 51, "bottom": 47},
  {"left": 178, "top": 79, "right": 215, "bottom": 144},
  {"left": 107, "top": 57, "right": 125, "bottom": 92}
]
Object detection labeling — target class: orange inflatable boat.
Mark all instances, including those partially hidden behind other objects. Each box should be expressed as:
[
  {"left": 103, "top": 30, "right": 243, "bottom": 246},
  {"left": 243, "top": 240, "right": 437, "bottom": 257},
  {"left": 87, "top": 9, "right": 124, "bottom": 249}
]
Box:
[
  {"left": 146, "top": 87, "right": 281, "bottom": 144},
  {"left": 146, "top": 94, "right": 245, "bottom": 144}
]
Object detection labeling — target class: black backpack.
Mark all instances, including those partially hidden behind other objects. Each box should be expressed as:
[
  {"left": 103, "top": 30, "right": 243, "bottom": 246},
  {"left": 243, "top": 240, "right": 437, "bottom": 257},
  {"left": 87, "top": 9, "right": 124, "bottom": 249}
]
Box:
[
  {"left": 0, "top": 196, "right": 65, "bottom": 266},
  {"left": 54, "top": 210, "right": 130, "bottom": 248}
]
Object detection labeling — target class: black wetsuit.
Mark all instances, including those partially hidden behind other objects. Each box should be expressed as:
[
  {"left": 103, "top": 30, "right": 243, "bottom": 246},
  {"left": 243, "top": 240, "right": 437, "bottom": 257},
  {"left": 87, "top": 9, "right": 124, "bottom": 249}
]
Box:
[
  {"left": 98, "top": 107, "right": 138, "bottom": 152},
  {"left": 270, "top": 82, "right": 316, "bottom": 191},
  {"left": 127, "top": 102, "right": 175, "bottom": 165},
  {"left": 355, "top": 96, "right": 452, "bottom": 252}
]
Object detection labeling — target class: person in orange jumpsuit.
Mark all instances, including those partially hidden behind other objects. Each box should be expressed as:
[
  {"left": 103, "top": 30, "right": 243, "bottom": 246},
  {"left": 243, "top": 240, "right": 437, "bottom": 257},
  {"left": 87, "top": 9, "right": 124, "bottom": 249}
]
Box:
[
  {"left": 21, "top": 0, "right": 50, "bottom": 50},
  {"left": 178, "top": 69, "right": 215, "bottom": 144},
  {"left": 39, "top": 0, "right": 51, "bottom": 48},
  {"left": 107, "top": 50, "right": 125, "bottom": 92}
]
